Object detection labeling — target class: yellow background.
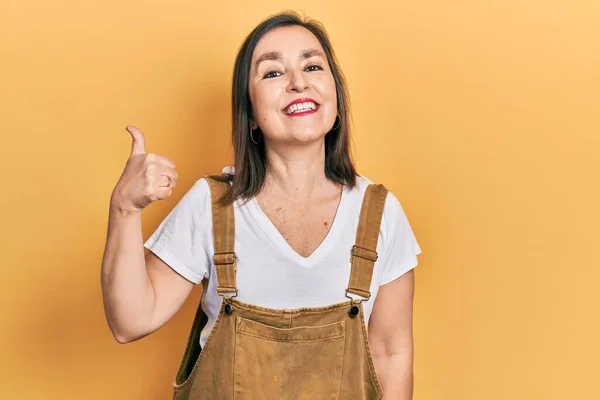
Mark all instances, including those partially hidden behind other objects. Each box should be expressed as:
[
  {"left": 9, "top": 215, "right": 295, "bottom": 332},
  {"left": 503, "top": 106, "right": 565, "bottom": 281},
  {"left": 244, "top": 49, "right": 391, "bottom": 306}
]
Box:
[{"left": 1, "top": 0, "right": 598, "bottom": 399}]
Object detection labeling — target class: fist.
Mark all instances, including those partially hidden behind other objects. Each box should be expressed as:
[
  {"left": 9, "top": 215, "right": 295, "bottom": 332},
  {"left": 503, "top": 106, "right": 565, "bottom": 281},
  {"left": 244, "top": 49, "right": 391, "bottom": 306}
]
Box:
[{"left": 110, "top": 125, "right": 178, "bottom": 214}]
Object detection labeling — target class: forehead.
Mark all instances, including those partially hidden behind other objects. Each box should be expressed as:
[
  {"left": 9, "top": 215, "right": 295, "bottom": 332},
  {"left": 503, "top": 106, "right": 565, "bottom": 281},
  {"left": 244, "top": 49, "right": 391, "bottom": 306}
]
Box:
[{"left": 252, "top": 25, "right": 325, "bottom": 61}]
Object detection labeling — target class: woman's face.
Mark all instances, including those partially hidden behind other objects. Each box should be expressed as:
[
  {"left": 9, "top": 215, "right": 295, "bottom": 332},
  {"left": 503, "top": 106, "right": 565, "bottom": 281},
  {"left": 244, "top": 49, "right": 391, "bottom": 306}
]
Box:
[{"left": 248, "top": 25, "right": 338, "bottom": 145}]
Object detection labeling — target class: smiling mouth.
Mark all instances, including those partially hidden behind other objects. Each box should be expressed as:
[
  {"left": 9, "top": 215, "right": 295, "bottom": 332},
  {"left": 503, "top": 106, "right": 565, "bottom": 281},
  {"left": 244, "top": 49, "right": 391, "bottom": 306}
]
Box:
[{"left": 283, "top": 101, "right": 320, "bottom": 115}]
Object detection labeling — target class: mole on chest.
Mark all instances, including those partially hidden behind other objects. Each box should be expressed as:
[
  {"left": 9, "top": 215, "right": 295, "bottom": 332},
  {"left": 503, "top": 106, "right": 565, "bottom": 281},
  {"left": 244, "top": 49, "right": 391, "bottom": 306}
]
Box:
[{"left": 262, "top": 206, "right": 336, "bottom": 257}]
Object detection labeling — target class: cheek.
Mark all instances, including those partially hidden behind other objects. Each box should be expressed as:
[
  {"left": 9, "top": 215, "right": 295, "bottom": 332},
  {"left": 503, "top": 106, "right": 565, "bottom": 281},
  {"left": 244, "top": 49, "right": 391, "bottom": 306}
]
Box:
[
  {"left": 249, "top": 89, "right": 262, "bottom": 116},
  {"left": 327, "top": 79, "right": 337, "bottom": 106},
  {"left": 316, "top": 76, "right": 338, "bottom": 108},
  {"left": 250, "top": 87, "right": 280, "bottom": 119}
]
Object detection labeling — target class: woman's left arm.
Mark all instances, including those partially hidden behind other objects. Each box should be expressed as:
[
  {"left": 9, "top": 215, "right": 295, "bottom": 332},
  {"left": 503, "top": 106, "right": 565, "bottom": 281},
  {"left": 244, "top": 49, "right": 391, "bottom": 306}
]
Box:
[{"left": 368, "top": 269, "right": 415, "bottom": 400}]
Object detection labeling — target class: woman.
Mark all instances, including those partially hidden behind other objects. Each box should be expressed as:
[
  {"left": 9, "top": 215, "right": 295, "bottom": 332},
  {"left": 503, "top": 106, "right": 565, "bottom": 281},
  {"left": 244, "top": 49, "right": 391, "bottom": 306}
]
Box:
[{"left": 101, "top": 11, "right": 421, "bottom": 400}]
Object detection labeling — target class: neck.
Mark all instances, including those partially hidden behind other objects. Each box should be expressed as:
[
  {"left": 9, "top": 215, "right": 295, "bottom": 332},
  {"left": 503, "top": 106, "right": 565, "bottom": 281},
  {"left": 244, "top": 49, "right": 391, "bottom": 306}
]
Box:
[{"left": 263, "top": 140, "right": 331, "bottom": 200}]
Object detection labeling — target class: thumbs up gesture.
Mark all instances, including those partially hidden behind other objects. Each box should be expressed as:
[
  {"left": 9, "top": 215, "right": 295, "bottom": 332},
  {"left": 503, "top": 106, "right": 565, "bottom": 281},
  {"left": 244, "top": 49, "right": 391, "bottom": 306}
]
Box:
[{"left": 110, "top": 126, "right": 178, "bottom": 215}]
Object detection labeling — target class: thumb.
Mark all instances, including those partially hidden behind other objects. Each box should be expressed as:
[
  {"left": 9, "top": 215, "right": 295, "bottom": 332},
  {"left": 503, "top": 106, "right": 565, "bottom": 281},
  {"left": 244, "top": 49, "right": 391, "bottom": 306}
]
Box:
[{"left": 126, "top": 125, "right": 146, "bottom": 156}]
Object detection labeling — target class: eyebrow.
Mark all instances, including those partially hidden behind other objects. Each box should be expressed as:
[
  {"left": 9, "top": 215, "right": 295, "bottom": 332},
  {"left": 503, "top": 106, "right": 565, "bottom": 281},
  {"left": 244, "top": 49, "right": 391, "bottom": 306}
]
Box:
[
  {"left": 254, "top": 48, "right": 326, "bottom": 70},
  {"left": 300, "top": 48, "right": 325, "bottom": 60}
]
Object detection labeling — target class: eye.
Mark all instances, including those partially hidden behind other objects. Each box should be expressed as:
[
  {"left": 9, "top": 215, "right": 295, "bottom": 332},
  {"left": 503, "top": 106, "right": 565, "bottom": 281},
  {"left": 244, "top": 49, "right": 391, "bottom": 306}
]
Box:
[
  {"left": 263, "top": 70, "right": 282, "bottom": 79},
  {"left": 305, "top": 64, "right": 323, "bottom": 72}
]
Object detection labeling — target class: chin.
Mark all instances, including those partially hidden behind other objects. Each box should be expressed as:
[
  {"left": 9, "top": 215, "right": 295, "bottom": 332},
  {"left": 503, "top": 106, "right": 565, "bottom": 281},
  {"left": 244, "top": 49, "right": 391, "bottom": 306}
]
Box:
[
  {"left": 290, "top": 129, "right": 327, "bottom": 143},
  {"left": 265, "top": 125, "right": 328, "bottom": 144}
]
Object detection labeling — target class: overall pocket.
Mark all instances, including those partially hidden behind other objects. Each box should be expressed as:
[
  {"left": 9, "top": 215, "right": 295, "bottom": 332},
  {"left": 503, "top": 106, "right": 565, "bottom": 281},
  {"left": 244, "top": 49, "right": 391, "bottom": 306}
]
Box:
[{"left": 234, "top": 317, "right": 346, "bottom": 400}]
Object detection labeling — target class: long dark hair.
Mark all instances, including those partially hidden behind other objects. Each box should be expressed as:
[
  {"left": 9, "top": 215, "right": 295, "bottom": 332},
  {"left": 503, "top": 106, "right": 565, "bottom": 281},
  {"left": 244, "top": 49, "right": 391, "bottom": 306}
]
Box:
[{"left": 213, "top": 11, "right": 357, "bottom": 204}]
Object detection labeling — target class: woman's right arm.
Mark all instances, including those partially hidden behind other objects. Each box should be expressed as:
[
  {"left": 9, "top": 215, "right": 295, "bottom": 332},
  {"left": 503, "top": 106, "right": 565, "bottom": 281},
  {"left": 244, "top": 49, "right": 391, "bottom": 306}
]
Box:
[{"left": 101, "top": 126, "right": 193, "bottom": 344}]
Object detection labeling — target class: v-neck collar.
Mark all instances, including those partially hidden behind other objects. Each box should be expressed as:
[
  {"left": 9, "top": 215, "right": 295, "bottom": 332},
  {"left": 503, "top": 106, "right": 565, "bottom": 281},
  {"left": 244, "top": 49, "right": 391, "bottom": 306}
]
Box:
[{"left": 245, "top": 186, "right": 349, "bottom": 268}]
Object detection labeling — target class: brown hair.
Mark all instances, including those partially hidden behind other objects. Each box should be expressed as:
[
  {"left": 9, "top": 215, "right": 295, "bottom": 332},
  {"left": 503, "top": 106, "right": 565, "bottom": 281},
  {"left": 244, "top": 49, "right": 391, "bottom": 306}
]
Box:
[{"left": 213, "top": 11, "right": 357, "bottom": 204}]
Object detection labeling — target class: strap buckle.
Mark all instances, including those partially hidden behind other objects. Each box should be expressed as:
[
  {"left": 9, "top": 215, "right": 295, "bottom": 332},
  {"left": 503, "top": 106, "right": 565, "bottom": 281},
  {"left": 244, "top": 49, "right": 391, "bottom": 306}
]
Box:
[
  {"left": 213, "top": 252, "right": 238, "bottom": 298},
  {"left": 345, "top": 288, "right": 371, "bottom": 302},
  {"left": 213, "top": 252, "right": 237, "bottom": 265},
  {"left": 351, "top": 245, "right": 378, "bottom": 262},
  {"left": 216, "top": 287, "right": 238, "bottom": 298},
  {"left": 347, "top": 245, "right": 376, "bottom": 302}
]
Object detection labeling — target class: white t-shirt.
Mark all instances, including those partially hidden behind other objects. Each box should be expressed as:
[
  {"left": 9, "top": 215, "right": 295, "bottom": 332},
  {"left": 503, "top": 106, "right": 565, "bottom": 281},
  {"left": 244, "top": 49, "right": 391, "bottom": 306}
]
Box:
[{"left": 144, "top": 173, "right": 422, "bottom": 347}]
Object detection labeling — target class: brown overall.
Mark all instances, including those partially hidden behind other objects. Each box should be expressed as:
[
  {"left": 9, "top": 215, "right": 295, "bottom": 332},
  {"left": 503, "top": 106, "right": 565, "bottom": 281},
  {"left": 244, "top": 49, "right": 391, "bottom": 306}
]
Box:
[{"left": 173, "top": 177, "right": 389, "bottom": 400}]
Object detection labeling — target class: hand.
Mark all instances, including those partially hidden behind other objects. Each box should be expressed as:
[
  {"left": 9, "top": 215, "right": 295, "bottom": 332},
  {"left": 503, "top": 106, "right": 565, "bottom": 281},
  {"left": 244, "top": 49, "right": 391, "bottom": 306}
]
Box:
[{"left": 110, "top": 125, "right": 178, "bottom": 214}]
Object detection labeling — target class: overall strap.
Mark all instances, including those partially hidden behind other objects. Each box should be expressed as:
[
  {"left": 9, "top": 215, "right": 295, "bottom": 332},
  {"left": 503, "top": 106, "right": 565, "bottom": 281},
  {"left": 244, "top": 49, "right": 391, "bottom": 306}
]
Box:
[
  {"left": 346, "top": 183, "right": 389, "bottom": 300},
  {"left": 205, "top": 177, "right": 237, "bottom": 296}
]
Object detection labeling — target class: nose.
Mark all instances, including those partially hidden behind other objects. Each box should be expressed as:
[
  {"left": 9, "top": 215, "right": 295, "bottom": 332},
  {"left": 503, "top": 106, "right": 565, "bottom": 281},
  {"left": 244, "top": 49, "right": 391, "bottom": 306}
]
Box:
[{"left": 286, "top": 69, "right": 309, "bottom": 93}]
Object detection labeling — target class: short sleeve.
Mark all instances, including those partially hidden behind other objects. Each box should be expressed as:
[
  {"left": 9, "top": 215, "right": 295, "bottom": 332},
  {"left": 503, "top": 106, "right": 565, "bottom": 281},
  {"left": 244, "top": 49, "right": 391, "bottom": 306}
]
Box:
[
  {"left": 378, "top": 192, "right": 422, "bottom": 286},
  {"left": 143, "top": 178, "right": 213, "bottom": 284}
]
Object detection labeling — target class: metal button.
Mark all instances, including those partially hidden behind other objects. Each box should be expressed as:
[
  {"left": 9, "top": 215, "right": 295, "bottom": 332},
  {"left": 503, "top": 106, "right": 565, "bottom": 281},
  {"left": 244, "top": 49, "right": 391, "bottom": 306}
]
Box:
[
  {"left": 349, "top": 305, "right": 360, "bottom": 317},
  {"left": 224, "top": 304, "right": 233, "bottom": 314}
]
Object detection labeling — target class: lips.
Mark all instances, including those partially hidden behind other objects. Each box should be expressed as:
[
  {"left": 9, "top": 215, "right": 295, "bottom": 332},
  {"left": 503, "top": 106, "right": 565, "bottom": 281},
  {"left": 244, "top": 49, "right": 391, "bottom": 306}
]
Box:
[{"left": 283, "top": 97, "right": 320, "bottom": 115}]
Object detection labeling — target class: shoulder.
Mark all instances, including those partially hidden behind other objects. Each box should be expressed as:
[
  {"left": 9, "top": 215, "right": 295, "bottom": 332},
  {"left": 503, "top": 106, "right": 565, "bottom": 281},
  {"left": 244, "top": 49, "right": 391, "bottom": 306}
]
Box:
[
  {"left": 186, "top": 177, "right": 212, "bottom": 202},
  {"left": 353, "top": 175, "right": 405, "bottom": 215},
  {"left": 169, "top": 177, "right": 213, "bottom": 216},
  {"left": 352, "top": 175, "right": 408, "bottom": 234},
  {"left": 187, "top": 175, "right": 233, "bottom": 199},
  {"left": 178, "top": 175, "right": 238, "bottom": 215}
]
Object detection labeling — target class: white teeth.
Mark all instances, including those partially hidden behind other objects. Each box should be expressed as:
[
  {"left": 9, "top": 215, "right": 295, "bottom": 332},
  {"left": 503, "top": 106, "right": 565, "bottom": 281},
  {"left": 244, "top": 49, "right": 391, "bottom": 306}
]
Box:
[{"left": 285, "top": 102, "right": 318, "bottom": 114}]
